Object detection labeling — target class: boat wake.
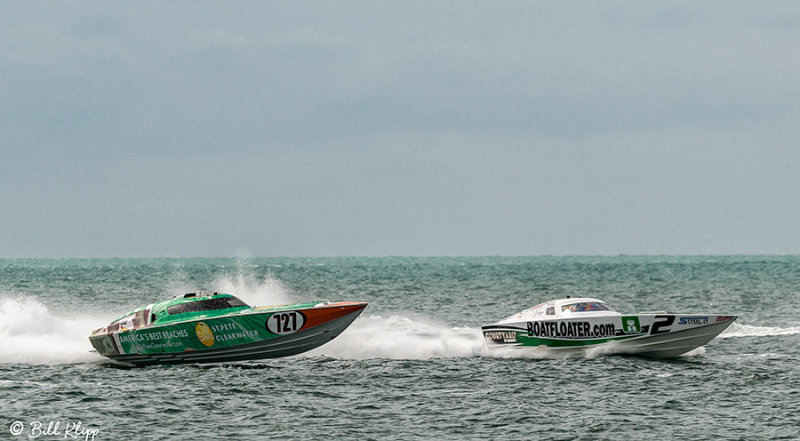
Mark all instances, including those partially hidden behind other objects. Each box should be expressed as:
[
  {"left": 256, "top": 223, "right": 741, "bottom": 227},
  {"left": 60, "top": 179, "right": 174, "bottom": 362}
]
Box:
[
  {"left": 718, "top": 322, "right": 800, "bottom": 338},
  {"left": 0, "top": 294, "right": 107, "bottom": 365},
  {"left": 307, "top": 315, "right": 487, "bottom": 360},
  {"left": 5, "top": 284, "right": 794, "bottom": 365}
]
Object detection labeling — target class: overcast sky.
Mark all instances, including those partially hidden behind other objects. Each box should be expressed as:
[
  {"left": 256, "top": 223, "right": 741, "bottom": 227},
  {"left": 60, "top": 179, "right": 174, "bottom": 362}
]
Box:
[{"left": 2, "top": 2, "right": 800, "bottom": 257}]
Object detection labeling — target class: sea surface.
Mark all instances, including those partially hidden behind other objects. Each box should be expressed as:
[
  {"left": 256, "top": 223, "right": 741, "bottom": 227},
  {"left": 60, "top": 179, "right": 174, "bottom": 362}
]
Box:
[{"left": 1, "top": 256, "right": 799, "bottom": 440}]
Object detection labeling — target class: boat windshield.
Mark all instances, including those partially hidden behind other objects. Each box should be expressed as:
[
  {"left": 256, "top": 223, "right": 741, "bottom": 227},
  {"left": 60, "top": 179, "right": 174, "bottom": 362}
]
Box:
[
  {"left": 167, "top": 296, "right": 249, "bottom": 315},
  {"left": 133, "top": 309, "right": 150, "bottom": 328},
  {"left": 562, "top": 302, "right": 615, "bottom": 313}
]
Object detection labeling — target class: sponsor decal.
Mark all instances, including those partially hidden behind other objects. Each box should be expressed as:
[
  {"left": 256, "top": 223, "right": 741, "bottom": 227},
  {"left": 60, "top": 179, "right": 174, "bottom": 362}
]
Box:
[
  {"left": 210, "top": 321, "right": 259, "bottom": 342},
  {"left": 526, "top": 321, "right": 616, "bottom": 339},
  {"left": 678, "top": 316, "right": 709, "bottom": 325},
  {"left": 116, "top": 317, "right": 274, "bottom": 354},
  {"left": 621, "top": 316, "right": 641, "bottom": 334},
  {"left": 118, "top": 329, "right": 189, "bottom": 343},
  {"left": 484, "top": 330, "right": 517, "bottom": 343},
  {"left": 195, "top": 322, "right": 215, "bottom": 347}
]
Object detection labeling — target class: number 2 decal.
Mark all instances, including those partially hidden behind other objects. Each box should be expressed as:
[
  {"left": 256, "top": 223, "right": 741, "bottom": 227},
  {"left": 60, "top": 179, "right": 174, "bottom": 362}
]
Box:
[
  {"left": 651, "top": 315, "right": 675, "bottom": 335},
  {"left": 266, "top": 311, "right": 306, "bottom": 335}
]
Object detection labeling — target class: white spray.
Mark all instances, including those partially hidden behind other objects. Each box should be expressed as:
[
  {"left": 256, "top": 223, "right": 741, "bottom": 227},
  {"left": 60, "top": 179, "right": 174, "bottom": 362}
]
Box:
[
  {"left": 308, "top": 314, "right": 487, "bottom": 360},
  {"left": 0, "top": 295, "right": 107, "bottom": 365}
]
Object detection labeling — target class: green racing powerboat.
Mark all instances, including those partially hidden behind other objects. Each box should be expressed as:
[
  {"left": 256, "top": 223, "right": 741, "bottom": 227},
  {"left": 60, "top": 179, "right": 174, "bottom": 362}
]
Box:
[{"left": 89, "top": 292, "right": 367, "bottom": 366}]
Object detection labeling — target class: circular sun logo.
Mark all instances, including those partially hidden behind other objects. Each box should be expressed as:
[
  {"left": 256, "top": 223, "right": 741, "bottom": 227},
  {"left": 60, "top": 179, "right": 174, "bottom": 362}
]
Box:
[{"left": 195, "top": 322, "right": 215, "bottom": 347}]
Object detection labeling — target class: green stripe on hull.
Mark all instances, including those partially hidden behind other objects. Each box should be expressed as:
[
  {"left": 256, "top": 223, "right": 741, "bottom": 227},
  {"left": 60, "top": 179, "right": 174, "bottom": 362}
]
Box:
[{"left": 515, "top": 331, "right": 642, "bottom": 347}]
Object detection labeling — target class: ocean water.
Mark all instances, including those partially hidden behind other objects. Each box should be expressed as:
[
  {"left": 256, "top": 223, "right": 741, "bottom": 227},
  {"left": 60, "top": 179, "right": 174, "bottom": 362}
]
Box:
[{"left": 1, "top": 256, "right": 799, "bottom": 440}]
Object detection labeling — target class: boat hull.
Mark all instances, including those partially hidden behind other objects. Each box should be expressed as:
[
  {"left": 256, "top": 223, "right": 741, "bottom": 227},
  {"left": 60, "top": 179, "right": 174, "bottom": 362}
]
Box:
[
  {"left": 90, "top": 302, "right": 366, "bottom": 366},
  {"left": 482, "top": 314, "right": 737, "bottom": 358}
]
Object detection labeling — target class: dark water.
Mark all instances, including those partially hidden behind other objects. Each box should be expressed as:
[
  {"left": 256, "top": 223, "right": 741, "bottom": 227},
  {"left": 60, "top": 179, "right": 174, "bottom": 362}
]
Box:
[{"left": 1, "top": 257, "right": 799, "bottom": 440}]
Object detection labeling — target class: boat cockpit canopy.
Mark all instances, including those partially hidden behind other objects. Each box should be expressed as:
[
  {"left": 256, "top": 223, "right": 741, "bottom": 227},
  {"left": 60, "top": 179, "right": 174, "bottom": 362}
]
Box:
[
  {"left": 499, "top": 298, "right": 619, "bottom": 323},
  {"left": 561, "top": 301, "right": 616, "bottom": 313},
  {"left": 166, "top": 296, "right": 249, "bottom": 315}
]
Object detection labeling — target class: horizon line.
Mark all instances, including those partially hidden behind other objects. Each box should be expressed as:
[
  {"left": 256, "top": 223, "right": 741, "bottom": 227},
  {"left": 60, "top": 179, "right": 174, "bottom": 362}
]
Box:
[{"left": 2, "top": 253, "right": 799, "bottom": 260}]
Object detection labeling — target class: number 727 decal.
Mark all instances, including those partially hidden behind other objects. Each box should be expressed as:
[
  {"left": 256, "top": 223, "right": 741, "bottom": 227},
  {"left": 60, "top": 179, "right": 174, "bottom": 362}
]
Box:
[{"left": 266, "top": 311, "right": 307, "bottom": 335}]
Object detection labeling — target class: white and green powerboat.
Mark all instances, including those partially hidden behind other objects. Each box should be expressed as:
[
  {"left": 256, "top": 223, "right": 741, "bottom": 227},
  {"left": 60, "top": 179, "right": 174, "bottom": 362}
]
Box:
[{"left": 482, "top": 298, "right": 736, "bottom": 358}]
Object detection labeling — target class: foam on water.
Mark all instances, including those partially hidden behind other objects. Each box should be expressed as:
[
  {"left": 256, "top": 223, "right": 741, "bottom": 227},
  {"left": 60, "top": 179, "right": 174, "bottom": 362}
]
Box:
[
  {"left": 309, "top": 315, "right": 715, "bottom": 361},
  {"left": 308, "top": 315, "right": 487, "bottom": 359},
  {"left": 718, "top": 322, "right": 800, "bottom": 338},
  {"left": 0, "top": 294, "right": 107, "bottom": 365},
  {"left": 207, "top": 270, "right": 492, "bottom": 360}
]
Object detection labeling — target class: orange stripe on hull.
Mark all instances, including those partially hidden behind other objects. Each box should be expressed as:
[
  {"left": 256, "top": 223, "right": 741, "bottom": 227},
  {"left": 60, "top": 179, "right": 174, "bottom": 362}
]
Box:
[{"left": 301, "top": 303, "right": 368, "bottom": 330}]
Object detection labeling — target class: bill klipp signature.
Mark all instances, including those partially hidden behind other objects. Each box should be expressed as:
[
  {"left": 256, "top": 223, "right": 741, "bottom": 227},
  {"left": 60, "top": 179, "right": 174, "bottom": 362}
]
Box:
[{"left": 9, "top": 420, "right": 99, "bottom": 441}]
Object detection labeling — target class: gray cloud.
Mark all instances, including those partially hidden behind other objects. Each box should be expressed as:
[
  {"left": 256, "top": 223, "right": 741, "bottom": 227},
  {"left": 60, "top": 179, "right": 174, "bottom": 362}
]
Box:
[{"left": 2, "top": 1, "right": 800, "bottom": 257}]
